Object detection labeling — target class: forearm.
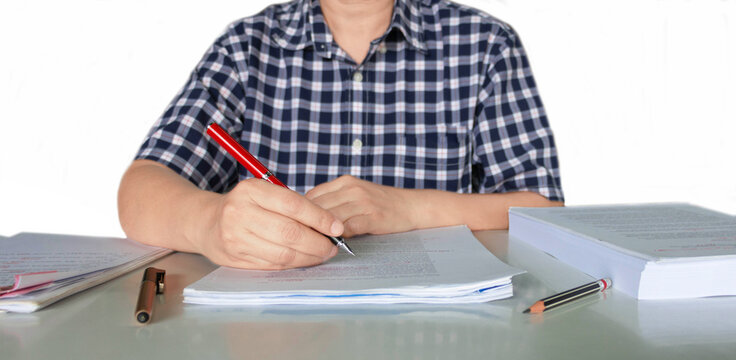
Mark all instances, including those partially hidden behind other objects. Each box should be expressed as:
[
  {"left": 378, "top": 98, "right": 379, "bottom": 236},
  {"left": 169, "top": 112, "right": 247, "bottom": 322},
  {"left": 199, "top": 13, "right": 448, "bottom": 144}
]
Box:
[
  {"left": 306, "top": 175, "right": 563, "bottom": 236},
  {"left": 117, "top": 159, "right": 220, "bottom": 253},
  {"left": 404, "top": 189, "right": 563, "bottom": 231}
]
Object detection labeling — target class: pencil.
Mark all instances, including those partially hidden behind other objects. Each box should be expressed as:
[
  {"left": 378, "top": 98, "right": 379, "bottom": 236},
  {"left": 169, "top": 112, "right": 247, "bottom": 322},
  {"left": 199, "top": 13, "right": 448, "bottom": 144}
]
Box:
[{"left": 523, "top": 278, "right": 611, "bottom": 314}]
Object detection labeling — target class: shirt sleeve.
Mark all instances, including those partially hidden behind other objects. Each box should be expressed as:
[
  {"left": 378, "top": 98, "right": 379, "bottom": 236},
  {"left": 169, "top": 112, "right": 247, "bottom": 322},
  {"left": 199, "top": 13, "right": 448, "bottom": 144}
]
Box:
[
  {"left": 472, "top": 26, "right": 564, "bottom": 202},
  {"left": 134, "top": 32, "right": 247, "bottom": 193}
]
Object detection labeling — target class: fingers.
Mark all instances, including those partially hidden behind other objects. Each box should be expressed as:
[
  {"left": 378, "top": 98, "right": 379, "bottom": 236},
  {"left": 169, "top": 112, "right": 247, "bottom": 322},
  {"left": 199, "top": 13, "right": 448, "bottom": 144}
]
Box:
[
  {"left": 312, "top": 196, "right": 367, "bottom": 222},
  {"left": 242, "top": 179, "right": 344, "bottom": 237},
  {"left": 324, "top": 201, "right": 375, "bottom": 237},
  {"left": 213, "top": 223, "right": 336, "bottom": 269},
  {"left": 305, "top": 175, "right": 354, "bottom": 201},
  {"left": 243, "top": 205, "right": 338, "bottom": 259},
  {"left": 209, "top": 178, "right": 344, "bottom": 270},
  {"left": 307, "top": 175, "right": 368, "bottom": 213},
  {"left": 230, "top": 234, "right": 337, "bottom": 269},
  {"left": 307, "top": 189, "right": 353, "bottom": 215},
  {"left": 306, "top": 176, "right": 415, "bottom": 238},
  {"left": 217, "top": 251, "right": 323, "bottom": 271},
  {"left": 307, "top": 177, "right": 379, "bottom": 238},
  {"left": 213, "top": 211, "right": 337, "bottom": 270}
]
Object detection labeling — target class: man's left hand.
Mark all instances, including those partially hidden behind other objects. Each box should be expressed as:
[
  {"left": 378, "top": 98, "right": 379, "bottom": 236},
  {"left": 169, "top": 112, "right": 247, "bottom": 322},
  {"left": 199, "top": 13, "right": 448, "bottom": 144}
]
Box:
[{"left": 305, "top": 175, "right": 418, "bottom": 238}]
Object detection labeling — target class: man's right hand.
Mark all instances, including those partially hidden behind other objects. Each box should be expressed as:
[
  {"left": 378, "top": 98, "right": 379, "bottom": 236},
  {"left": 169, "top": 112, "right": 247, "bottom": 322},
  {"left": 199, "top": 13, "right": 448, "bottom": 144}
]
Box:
[
  {"left": 118, "top": 160, "right": 343, "bottom": 270},
  {"left": 199, "top": 178, "right": 343, "bottom": 269}
]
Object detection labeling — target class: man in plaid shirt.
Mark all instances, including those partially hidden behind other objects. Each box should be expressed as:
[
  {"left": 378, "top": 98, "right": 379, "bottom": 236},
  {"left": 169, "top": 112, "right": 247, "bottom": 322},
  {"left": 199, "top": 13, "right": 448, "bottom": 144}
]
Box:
[{"left": 118, "top": 0, "right": 564, "bottom": 270}]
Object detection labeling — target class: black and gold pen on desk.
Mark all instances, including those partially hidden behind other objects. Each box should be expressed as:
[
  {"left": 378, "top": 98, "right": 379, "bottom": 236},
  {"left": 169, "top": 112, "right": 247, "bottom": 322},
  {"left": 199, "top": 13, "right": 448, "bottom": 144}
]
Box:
[
  {"left": 523, "top": 278, "right": 611, "bottom": 314},
  {"left": 135, "top": 267, "right": 166, "bottom": 324}
]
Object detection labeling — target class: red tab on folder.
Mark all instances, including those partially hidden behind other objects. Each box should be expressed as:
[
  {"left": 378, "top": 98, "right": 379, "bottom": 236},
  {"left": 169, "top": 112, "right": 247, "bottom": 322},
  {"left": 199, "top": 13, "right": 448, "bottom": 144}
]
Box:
[{"left": 0, "top": 271, "right": 68, "bottom": 297}]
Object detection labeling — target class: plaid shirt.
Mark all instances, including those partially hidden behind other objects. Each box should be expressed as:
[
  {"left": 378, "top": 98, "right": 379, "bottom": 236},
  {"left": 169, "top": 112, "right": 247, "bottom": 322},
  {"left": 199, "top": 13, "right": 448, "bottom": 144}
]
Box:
[{"left": 136, "top": 0, "right": 564, "bottom": 202}]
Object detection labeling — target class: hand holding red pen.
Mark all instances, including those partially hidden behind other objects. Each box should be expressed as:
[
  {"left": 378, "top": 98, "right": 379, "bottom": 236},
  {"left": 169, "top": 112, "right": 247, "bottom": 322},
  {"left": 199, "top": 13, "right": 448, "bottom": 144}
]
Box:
[
  {"left": 199, "top": 178, "right": 344, "bottom": 270},
  {"left": 197, "top": 122, "right": 354, "bottom": 269},
  {"left": 119, "top": 156, "right": 344, "bottom": 270},
  {"left": 206, "top": 122, "right": 354, "bottom": 256}
]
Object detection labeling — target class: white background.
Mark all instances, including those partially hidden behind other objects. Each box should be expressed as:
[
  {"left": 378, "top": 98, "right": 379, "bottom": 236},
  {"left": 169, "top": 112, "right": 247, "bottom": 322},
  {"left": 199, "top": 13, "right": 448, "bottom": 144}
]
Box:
[{"left": 1, "top": 0, "right": 734, "bottom": 238}]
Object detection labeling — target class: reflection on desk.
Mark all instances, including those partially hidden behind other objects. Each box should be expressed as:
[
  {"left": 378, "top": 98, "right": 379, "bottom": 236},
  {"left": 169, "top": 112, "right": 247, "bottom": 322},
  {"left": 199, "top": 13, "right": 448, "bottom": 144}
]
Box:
[
  {"left": 599, "top": 296, "right": 736, "bottom": 347},
  {"left": 182, "top": 303, "right": 516, "bottom": 359}
]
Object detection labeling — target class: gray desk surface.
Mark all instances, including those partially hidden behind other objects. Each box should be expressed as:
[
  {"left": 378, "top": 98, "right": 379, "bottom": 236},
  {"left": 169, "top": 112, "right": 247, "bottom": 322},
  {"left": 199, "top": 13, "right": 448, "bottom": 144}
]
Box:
[{"left": 2, "top": 230, "right": 735, "bottom": 359}]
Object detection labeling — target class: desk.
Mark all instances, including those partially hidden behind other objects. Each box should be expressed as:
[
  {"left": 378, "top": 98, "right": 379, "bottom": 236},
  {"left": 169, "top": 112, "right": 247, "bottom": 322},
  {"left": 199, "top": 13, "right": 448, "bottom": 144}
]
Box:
[{"left": 2, "top": 231, "right": 735, "bottom": 359}]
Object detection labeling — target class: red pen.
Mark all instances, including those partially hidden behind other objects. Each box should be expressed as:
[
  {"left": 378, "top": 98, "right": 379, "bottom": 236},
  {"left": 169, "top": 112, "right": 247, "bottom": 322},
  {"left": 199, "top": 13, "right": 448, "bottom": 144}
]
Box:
[{"left": 206, "top": 122, "right": 354, "bottom": 256}]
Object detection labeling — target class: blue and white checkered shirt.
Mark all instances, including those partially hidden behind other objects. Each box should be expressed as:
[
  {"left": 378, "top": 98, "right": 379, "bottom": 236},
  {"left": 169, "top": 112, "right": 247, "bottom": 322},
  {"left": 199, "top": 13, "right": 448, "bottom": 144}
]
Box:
[{"left": 136, "top": 0, "right": 564, "bottom": 202}]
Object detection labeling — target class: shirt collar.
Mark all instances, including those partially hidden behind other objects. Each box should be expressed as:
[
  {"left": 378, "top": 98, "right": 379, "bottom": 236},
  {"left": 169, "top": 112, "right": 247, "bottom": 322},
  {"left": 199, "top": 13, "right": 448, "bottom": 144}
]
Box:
[
  {"left": 271, "top": 0, "right": 428, "bottom": 56},
  {"left": 390, "top": 0, "right": 427, "bottom": 52}
]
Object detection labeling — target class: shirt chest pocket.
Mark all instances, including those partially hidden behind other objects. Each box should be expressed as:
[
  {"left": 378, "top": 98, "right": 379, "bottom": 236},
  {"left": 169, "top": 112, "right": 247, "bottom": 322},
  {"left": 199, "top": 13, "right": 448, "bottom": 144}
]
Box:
[{"left": 396, "top": 125, "right": 470, "bottom": 190}]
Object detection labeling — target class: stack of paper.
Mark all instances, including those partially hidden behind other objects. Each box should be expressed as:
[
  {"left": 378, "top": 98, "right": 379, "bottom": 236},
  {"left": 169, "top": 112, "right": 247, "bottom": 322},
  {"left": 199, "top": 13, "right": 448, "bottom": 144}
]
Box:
[
  {"left": 0, "top": 233, "right": 170, "bottom": 313},
  {"left": 509, "top": 203, "right": 736, "bottom": 299},
  {"left": 184, "top": 226, "right": 523, "bottom": 305}
]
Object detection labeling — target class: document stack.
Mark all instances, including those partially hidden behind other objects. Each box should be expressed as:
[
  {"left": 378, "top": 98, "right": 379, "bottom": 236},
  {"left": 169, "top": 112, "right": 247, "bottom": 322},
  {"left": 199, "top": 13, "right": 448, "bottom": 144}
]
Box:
[
  {"left": 509, "top": 203, "right": 736, "bottom": 299},
  {"left": 0, "top": 233, "right": 170, "bottom": 313},
  {"left": 184, "top": 226, "right": 523, "bottom": 305}
]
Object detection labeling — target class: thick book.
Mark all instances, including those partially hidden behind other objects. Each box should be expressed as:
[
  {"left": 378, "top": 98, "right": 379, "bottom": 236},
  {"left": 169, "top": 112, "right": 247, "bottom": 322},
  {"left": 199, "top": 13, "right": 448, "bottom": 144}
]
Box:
[
  {"left": 509, "top": 203, "right": 736, "bottom": 299},
  {"left": 0, "top": 233, "right": 171, "bottom": 313},
  {"left": 184, "top": 226, "right": 523, "bottom": 305}
]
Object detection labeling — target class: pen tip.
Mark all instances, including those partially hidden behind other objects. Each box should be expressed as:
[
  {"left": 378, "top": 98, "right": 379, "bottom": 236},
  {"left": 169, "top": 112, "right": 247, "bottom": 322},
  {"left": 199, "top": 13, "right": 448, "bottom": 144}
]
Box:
[
  {"left": 342, "top": 243, "right": 355, "bottom": 256},
  {"left": 522, "top": 309, "right": 530, "bottom": 314}
]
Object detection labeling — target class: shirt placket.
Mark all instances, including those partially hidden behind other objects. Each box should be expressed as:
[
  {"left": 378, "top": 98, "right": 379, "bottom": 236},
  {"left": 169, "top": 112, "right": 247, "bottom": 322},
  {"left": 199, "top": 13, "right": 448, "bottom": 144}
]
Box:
[
  {"left": 345, "top": 40, "right": 386, "bottom": 180},
  {"left": 348, "top": 65, "right": 366, "bottom": 177}
]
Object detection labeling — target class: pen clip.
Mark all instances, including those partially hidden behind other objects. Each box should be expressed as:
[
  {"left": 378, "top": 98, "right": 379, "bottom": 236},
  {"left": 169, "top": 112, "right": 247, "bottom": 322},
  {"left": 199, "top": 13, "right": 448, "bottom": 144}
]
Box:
[
  {"left": 143, "top": 267, "right": 166, "bottom": 294},
  {"left": 154, "top": 269, "right": 166, "bottom": 294}
]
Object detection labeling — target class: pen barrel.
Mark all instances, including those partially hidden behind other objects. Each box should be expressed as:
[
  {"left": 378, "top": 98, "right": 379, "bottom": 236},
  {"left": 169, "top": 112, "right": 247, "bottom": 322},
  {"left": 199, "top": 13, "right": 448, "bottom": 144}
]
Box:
[
  {"left": 324, "top": 234, "right": 341, "bottom": 246},
  {"left": 135, "top": 281, "right": 157, "bottom": 323},
  {"left": 206, "top": 123, "right": 272, "bottom": 180},
  {"left": 263, "top": 171, "right": 287, "bottom": 188}
]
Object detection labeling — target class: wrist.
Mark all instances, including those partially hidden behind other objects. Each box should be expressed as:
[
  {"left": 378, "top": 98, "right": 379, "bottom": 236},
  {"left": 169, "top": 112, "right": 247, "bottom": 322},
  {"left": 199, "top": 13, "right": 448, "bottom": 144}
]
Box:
[
  {"left": 177, "top": 188, "right": 222, "bottom": 254},
  {"left": 405, "top": 189, "right": 465, "bottom": 230},
  {"left": 401, "top": 188, "right": 425, "bottom": 230}
]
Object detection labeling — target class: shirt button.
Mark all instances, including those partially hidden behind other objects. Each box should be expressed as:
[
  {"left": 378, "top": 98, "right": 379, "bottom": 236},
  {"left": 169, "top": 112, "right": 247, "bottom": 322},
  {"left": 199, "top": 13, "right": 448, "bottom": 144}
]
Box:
[
  {"left": 352, "top": 71, "right": 363, "bottom": 82},
  {"left": 378, "top": 44, "right": 387, "bottom": 54},
  {"left": 352, "top": 138, "right": 363, "bottom": 150}
]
